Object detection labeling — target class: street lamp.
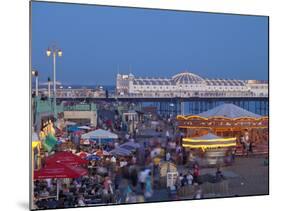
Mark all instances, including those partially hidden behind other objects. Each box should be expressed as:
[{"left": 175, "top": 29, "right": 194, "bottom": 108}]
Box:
[
  {"left": 46, "top": 46, "right": 62, "bottom": 120},
  {"left": 32, "top": 69, "right": 39, "bottom": 97},
  {"left": 47, "top": 77, "right": 51, "bottom": 98}
]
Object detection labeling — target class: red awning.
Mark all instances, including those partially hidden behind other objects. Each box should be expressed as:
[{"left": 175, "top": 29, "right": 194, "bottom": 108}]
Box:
[
  {"left": 34, "top": 162, "right": 88, "bottom": 179},
  {"left": 45, "top": 151, "right": 88, "bottom": 166}
]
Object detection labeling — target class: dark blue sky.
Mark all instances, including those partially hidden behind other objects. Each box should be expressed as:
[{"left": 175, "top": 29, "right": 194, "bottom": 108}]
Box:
[{"left": 31, "top": 1, "right": 268, "bottom": 85}]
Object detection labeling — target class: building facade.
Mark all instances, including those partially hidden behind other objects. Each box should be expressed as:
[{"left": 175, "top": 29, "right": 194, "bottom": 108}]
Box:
[
  {"left": 116, "top": 71, "right": 268, "bottom": 98},
  {"left": 63, "top": 103, "right": 97, "bottom": 127}
]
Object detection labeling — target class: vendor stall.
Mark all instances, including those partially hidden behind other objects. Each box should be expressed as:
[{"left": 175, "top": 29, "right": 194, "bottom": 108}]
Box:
[{"left": 81, "top": 129, "right": 118, "bottom": 145}]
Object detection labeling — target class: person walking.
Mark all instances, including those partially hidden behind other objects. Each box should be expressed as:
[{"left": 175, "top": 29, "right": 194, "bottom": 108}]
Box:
[
  {"left": 166, "top": 151, "right": 171, "bottom": 161},
  {"left": 139, "top": 170, "right": 147, "bottom": 193},
  {"left": 186, "top": 171, "right": 194, "bottom": 185},
  {"left": 166, "top": 130, "right": 170, "bottom": 141},
  {"left": 144, "top": 171, "right": 153, "bottom": 199},
  {"left": 193, "top": 164, "right": 200, "bottom": 184}
]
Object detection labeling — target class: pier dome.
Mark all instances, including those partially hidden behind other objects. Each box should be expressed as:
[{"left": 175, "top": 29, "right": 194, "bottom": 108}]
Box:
[{"left": 172, "top": 72, "right": 205, "bottom": 84}]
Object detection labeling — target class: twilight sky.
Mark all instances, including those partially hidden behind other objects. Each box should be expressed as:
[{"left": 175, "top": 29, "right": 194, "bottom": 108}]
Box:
[{"left": 31, "top": 1, "right": 268, "bottom": 85}]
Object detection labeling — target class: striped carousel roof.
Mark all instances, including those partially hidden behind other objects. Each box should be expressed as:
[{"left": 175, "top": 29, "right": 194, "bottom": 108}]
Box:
[{"left": 197, "top": 103, "right": 261, "bottom": 119}]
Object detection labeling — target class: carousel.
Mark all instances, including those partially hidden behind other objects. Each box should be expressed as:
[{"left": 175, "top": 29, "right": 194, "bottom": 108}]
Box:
[
  {"left": 177, "top": 103, "right": 269, "bottom": 165},
  {"left": 182, "top": 133, "right": 236, "bottom": 166},
  {"left": 177, "top": 103, "right": 268, "bottom": 145}
]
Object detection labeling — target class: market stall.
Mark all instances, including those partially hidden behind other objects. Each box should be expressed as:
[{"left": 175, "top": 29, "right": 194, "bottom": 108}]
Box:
[{"left": 81, "top": 129, "right": 118, "bottom": 145}]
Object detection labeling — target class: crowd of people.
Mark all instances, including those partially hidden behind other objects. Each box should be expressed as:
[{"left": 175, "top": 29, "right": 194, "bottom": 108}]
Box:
[{"left": 33, "top": 103, "right": 231, "bottom": 209}]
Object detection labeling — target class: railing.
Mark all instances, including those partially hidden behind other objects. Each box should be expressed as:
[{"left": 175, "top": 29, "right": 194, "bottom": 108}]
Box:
[
  {"left": 36, "top": 88, "right": 268, "bottom": 99},
  {"left": 34, "top": 98, "right": 63, "bottom": 114},
  {"left": 34, "top": 98, "right": 96, "bottom": 115},
  {"left": 63, "top": 103, "right": 97, "bottom": 111}
]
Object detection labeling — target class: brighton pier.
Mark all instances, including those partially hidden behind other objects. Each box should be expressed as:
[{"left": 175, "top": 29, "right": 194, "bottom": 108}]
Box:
[{"left": 35, "top": 71, "right": 269, "bottom": 116}]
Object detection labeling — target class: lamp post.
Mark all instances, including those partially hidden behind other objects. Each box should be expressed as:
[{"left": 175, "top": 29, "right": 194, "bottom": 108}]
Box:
[
  {"left": 47, "top": 77, "right": 51, "bottom": 98},
  {"left": 46, "top": 46, "right": 62, "bottom": 120},
  {"left": 32, "top": 70, "right": 39, "bottom": 97}
]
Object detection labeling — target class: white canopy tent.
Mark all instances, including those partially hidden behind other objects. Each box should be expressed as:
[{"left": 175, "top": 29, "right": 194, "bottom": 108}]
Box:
[
  {"left": 78, "top": 126, "right": 92, "bottom": 130},
  {"left": 81, "top": 129, "right": 118, "bottom": 145},
  {"left": 81, "top": 129, "right": 118, "bottom": 139}
]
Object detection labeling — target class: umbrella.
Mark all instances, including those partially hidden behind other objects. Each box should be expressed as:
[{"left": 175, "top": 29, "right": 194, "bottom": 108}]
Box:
[
  {"left": 109, "top": 147, "right": 132, "bottom": 156},
  {"left": 34, "top": 162, "right": 88, "bottom": 179},
  {"left": 86, "top": 154, "right": 101, "bottom": 161},
  {"left": 68, "top": 126, "right": 81, "bottom": 132},
  {"left": 120, "top": 142, "right": 140, "bottom": 151},
  {"left": 45, "top": 151, "right": 88, "bottom": 166},
  {"left": 73, "top": 130, "right": 83, "bottom": 135},
  {"left": 78, "top": 126, "right": 92, "bottom": 130},
  {"left": 76, "top": 151, "right": 90, "bottom": 159},
  {"left": 94, "top": 150, "right": 110, "bottom": 157},
  {"left": 102, "top": 150, "right": 110, "bottom": 156},
  {"left": 80, "top": 139, "right": 90, "bottom": 145},
  {"left": 34, "top": 162, "right": 88, "bottom": 200}
]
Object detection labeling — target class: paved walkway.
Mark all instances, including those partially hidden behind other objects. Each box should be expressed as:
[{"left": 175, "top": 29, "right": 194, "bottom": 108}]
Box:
[{"left": 122, "top": 119, "right": 269, "bottom": 201}]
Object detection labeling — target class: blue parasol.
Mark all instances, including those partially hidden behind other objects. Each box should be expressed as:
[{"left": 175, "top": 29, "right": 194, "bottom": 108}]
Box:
[{"left": 86, "top": 154, "right": 101, "bottom": 161}]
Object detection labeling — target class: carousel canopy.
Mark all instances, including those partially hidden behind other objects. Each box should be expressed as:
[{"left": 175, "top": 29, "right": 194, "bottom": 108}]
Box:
[
  {"left": 197, "top": 103, "right": 261, "bottom": 119},
  {"left": 182, "top": 133, "right": 236, "bottom": 150},
  {"left": 81, "top": 129, "right": 118, "bottom": 140}
]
